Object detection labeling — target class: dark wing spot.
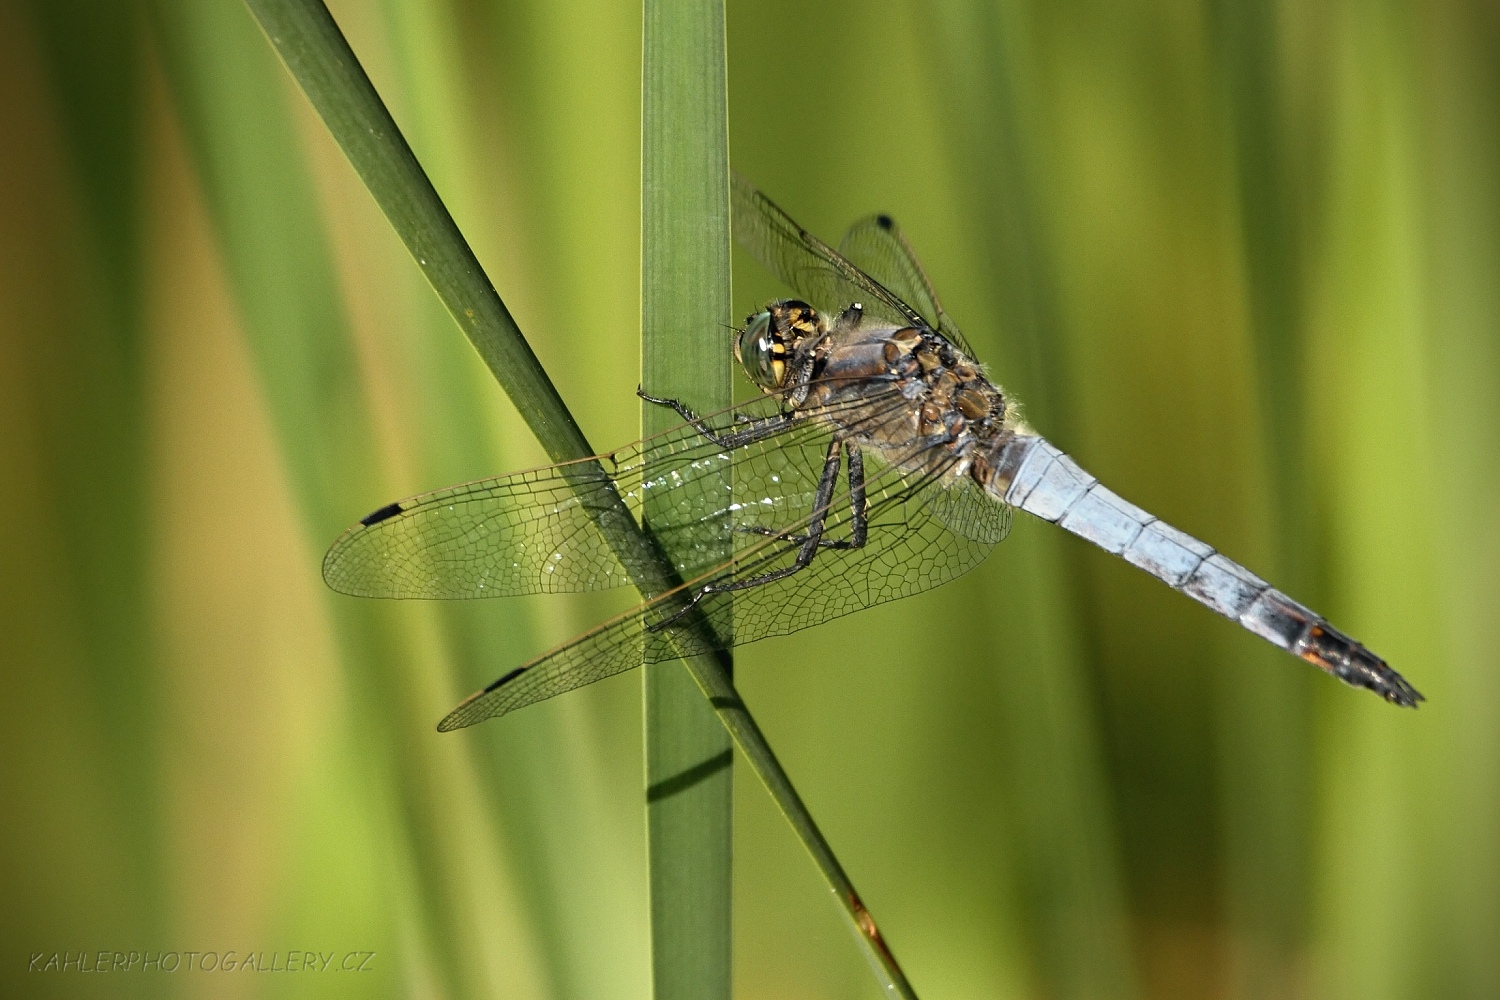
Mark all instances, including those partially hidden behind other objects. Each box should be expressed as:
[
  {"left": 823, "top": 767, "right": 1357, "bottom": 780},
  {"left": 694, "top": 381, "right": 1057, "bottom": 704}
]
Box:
[
  {"left": 484, "top": 665, "right": 529, "bottom": 693},
  {"left": 360, "top": 502, "right": 404, "bottom": 527},
  {"left": 876, "top": 214, "right": 894, "bottom": 230}
]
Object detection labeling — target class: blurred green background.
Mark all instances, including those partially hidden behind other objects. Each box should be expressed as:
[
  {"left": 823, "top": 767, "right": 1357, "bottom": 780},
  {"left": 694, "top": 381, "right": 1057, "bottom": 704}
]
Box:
[{"left": 3, "top": 0, "right": 1497, "bottom": 998}]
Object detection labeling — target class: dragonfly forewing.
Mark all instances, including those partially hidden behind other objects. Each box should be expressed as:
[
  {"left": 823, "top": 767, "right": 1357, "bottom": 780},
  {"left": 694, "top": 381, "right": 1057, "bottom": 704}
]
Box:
[
  {"left": 325, "top": 393, "right": 869, "bottom": 599},
  {"left": 323, "top": 459, "right": 639, "bottom": 598}
]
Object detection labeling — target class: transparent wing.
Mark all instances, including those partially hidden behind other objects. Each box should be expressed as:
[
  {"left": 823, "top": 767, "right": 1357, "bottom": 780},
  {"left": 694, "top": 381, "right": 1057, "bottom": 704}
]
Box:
[
  {"left": 924, "top": 474, "right": 1012, "bottom": 544},
  {"left": 324, "top": 456, "right": 639, "bottom": 599},
  {"left": 324, "top": 388, "right": 1000, "bottom": 599},
  {"left": 325, "top": 393, "right": 841, "bottom": 599},
  {"left": 838, "top": 213, "right": 975, "bottom": 357},
  {"left": 732, "top": 172, "right": 928, "bottom": 332},
  {"left": 438, "top": 437, "right": 1011, "bottom": 729}
]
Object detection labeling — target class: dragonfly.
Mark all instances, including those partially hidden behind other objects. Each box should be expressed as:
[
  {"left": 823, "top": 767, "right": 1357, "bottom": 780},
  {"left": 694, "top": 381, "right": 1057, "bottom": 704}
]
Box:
[{"left": 324, "top": 173, "right": 1422, "bottom": 731}]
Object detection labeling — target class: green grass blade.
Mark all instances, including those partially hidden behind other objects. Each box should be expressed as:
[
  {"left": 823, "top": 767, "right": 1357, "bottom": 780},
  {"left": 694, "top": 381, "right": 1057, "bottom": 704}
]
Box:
[
  {"left": 640, "top": 2, "right": 733, "bottom": 998},
  {"left": 1419, "top": 6, "right": 1500, "bottom": 990},
  {"left": 240, "top": 0, "right": 593, "bottom": 465},
  {"left": 1208, "top": 5, "right": 1315, "bottom": 995},
  {"left": 3, "top": 0, "right": 162, "bottom": 970},
  {"left": 911, "top": 8, "right": 1139, "bottom": 997},
  {"left": 150, "top": 1, "right": 533, "bottom": 994}
]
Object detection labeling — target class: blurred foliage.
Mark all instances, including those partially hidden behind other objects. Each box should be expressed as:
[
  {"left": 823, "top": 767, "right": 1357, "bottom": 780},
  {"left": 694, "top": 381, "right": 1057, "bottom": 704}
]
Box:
[{"left": 3, "top": 1, "right": 1497, "bottom": 999}]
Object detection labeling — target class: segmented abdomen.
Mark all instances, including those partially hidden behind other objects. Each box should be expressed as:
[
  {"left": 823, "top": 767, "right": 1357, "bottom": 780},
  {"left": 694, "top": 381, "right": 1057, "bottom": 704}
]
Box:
[{"left": 989, "top": 435, "right": 1422, "bottom": 706}]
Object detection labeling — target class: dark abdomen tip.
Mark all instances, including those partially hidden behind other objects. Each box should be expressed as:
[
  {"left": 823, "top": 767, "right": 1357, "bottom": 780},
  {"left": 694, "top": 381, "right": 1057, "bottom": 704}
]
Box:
[{"left": 1297, "top": 625, "right": 1424, "bottom": 707}]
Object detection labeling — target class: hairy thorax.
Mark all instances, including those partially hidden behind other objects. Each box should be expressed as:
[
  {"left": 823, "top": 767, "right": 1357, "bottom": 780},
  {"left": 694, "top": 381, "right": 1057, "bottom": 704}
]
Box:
[{"left": 791, "top": 311, "right": 1020, "bottom": 489}]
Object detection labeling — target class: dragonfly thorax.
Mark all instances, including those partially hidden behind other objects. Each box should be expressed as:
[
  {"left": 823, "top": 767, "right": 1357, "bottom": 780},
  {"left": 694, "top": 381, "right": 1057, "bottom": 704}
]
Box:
[{"left": 788, "top": 315, "right": 1017, "bottom": 492}]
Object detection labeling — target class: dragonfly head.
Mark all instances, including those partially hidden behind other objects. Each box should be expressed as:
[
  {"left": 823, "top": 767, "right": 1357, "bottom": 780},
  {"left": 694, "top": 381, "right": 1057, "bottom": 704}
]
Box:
[{"left": 736, "top": 300, "right": 821, "bottom": 392}]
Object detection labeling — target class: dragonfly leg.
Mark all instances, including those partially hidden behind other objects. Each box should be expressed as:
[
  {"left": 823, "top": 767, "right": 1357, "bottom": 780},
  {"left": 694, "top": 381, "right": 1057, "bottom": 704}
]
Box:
[
  {"left": 637, "top": 387, "right": 792, "bottom": 448},
  {"left": 648, "top": 438, "right": 846, "bottom": 632},
  {"left": 733, "top": 442, "right": 868, "bottom": 550},
  {"left": 846, "top": 442, "right": 868, "bottom": 547}
]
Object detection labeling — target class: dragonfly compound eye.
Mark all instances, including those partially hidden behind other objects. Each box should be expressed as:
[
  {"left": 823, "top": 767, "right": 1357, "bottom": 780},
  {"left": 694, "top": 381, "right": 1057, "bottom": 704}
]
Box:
[{"left": 737, "top": 310, "right": 788, "bottom": 390}]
